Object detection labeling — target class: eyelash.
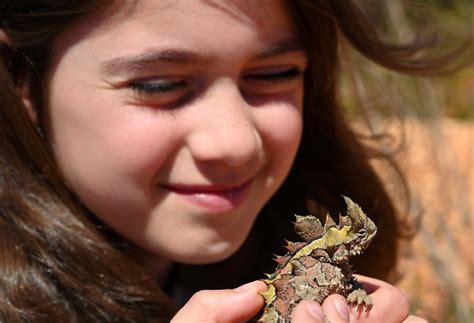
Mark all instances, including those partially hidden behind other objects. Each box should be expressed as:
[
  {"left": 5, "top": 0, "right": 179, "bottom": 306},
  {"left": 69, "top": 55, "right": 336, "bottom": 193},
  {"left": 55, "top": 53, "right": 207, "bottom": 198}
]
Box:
[
  {"left": 130, "top": 68, "right": 302, "bottom": 94},
  {"left": 244, "top": 67, "right": 302, "bottom": 82},
  {"left": 130, "top": 79, "right": 188, "bottom": 94}
]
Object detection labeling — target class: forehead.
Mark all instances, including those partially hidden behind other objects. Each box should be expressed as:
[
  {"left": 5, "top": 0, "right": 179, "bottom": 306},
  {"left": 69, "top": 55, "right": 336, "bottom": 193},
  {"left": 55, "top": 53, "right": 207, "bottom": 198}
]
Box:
[
  {"left": 48, "top": 0, "right": 299, "bottom": 72},
  {"left": 127, "top": 0, "right": 291, "bottom": 25},
  {"left": 54, "top": 0, "right": 295, "bottom": 47}
]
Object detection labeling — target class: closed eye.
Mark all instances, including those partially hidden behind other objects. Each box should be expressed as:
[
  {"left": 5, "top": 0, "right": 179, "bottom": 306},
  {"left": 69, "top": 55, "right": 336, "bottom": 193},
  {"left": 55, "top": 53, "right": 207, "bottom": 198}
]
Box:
[
  {"left": 241, "top": 66, "right": 304, "bottom": 96},
  {"left": 128, "top": 78, "right": 192, "bottom": 108},
  {"left": 243, "top": 67, "right": 302, "bottom": 82},
  {"left": 130, "top": 79, "right": 188, "bottom": 94}
]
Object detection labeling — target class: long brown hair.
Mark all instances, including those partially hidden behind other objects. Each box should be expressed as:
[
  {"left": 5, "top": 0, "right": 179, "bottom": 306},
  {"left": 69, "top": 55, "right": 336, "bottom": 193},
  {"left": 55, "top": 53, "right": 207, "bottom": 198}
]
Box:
[
  {"left": 0, "top": 0, "right": 464, "bottom": 321},
  {"left": 0, "top": 2, "right": 177, "bottom": 322}
]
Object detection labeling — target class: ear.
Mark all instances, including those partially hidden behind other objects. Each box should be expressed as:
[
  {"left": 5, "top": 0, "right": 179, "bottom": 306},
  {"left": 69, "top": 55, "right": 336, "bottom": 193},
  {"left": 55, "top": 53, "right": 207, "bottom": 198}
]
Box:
[
  {"left": 17, "top": 71, "right": 39, "bottom": 125},
  {"left": 0, "top": 29, "right": 39, "bottom": 124}
]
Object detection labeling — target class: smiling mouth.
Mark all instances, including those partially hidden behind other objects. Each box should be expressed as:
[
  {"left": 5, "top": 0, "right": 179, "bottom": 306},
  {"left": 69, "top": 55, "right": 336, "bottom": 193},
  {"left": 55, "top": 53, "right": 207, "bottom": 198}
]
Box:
[{"left": 161, "top": 179, "right": 253, "bottom": 212}]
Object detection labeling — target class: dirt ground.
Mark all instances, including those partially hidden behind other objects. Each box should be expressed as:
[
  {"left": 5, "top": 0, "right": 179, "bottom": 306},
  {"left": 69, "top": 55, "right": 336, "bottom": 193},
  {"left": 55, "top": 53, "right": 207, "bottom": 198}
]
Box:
[{"left": 379, "top": 118, "right": 473, "bottom": 322}]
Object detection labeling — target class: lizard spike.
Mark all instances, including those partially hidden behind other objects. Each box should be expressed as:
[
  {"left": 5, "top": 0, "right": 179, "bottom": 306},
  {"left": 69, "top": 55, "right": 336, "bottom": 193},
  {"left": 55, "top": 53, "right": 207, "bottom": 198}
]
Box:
[
  {"left": 343, "top": 195, "right": 366, "bottom": 227},
  {"left": 284, "top": 240, "right": 305, "bottom": 253},
  {"left": 338, "top": 213, "right": 352, "bottom": 228},
  {"left": 324, "top": 213, "right": 336, "bottom": 230},
  {"left": 284, "top": 239, "right": 294, "bottom": 246},
  {"left": 293, "top": 215, "right": 324, "bottom": 242},
  {"left": 284, "top": 239, "right": 296, "bottom": 252},
  {"left": 273, "top": 254, "right": 288, "bottom": 266},
  {"left": 294, "top": 214, "right": 307, "bottom": 222}
]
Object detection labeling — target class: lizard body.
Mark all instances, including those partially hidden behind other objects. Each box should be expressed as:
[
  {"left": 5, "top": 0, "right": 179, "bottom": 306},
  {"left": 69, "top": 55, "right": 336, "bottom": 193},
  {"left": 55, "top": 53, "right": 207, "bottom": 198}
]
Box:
[{"left": 256, "top": 196, "right": 377, "bottom": 322}]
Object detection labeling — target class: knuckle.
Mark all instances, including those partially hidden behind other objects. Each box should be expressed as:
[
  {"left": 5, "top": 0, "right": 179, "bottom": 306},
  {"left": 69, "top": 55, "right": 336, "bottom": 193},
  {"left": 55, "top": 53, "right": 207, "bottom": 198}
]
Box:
[
  {"left": 188, "top": 289, "right": 217, "bottom": 309},
  {"left": 388, "top": 286, "right": 410, "bottom": 318},
  {"left": 396, "top": 291, "right": 410, "bottom": 313},
  {"left": 403, "top": 315, "right": 429, "bottom": 323}
]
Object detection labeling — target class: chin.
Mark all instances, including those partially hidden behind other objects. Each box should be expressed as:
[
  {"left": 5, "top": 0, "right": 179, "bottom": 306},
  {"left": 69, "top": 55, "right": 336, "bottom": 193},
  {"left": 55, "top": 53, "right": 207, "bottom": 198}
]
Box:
[{"left": 171, "top": 236, "right": 245, "bottom": 265}]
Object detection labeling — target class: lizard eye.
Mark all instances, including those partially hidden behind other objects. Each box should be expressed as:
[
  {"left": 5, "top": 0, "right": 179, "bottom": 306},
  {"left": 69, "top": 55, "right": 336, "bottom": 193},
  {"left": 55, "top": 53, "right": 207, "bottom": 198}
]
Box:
[{"left": 357, "top": 228, "right": 368, "bottom": 237}]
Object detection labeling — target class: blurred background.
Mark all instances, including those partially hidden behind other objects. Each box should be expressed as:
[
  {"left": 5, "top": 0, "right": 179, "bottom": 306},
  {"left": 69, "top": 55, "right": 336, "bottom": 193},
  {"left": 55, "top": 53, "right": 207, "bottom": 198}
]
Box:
[{"left": 341, "top": 1, "right": 473, "bottom": 322}]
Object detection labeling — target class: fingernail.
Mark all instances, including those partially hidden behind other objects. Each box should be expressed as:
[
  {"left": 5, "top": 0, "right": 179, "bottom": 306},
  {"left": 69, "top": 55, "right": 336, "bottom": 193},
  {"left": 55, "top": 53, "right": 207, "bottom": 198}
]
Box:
[
  {"left": 306, "top": 302, "right": 325, "bottom": 321},
  {"left": 234, "top": 281, "right": 256, "bottom": 292},
  {"left": 334, "top": 298, "right": 349, "bottom": 320}
]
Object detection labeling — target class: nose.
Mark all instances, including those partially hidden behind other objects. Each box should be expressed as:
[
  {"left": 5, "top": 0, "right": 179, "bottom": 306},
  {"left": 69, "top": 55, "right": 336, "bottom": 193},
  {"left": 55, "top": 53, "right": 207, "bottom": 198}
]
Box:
[{"left": 186, "top": 81, "right": 262, "bottom": 168}]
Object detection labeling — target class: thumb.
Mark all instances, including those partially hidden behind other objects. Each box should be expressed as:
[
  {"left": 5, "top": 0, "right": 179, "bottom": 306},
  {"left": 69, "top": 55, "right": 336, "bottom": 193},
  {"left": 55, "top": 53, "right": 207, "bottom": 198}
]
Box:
[
  {"left": 291, "top": 301, "right": 325, "bottom": 323},
  {"left": 171, "top": 281, "right": 266, "bottom": 322}
]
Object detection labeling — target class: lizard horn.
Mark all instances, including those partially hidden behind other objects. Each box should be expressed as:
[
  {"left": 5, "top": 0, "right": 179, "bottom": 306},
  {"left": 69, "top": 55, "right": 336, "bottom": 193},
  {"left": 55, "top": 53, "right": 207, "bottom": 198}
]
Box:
[
  {"left": 343, "top": 195, "right": 366, "bottom": 227},
  {"left": 338, "top": 213, "right": 352, "bottom": 228},
  {"left": 324, "top": 212, "right": 336, "bottom": 230}
]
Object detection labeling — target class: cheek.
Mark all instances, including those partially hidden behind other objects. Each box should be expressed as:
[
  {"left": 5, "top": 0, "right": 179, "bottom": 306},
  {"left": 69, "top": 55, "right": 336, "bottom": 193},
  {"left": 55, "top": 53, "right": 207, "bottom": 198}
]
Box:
[
  {"left": 259, "top": 90, "right": 304, "bottom": 153},
  {"left": 256, "top": 101, "right": 303, "bottom": 175},
  {"left": 46, "top": 76, "right": 179, "bottom": 213},
  {"left": 45, "top": 49, "right": 181, "bottom": 196},
  {"left": 264, "top": 111, "right": 302, "bottom": 153}
]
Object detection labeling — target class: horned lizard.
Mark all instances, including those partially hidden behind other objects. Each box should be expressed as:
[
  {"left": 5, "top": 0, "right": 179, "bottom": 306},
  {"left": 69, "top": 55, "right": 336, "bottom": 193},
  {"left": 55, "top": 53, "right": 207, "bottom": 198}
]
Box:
[{"left": 256, "top": 196, "right": 377, "bottom": 322}]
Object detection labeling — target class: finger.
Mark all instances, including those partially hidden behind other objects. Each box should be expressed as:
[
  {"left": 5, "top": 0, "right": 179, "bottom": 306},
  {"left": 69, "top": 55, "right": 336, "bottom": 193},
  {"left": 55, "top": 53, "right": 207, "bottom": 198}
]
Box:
[
  {"left": 402, "top": 315, "right": 429, "bottom": 323},
  {"left": 171, "top": 281, "right": 266, "bottom": 322},
  {"left": 321, "top": 294, "right": 351, "bottom": 323},
  {"left": 291, "top": 300, "right": 325, "bottom": 323},
  {"left": 351, "top": 275, "right": 410, "bottom": 323}
]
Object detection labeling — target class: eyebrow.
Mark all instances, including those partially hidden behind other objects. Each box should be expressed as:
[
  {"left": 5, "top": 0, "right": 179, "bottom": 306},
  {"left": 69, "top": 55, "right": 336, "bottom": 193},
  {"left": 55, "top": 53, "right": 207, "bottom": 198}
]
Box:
[
  {"left": 100, "top": 37, "right": 304, "bottom": 75},
  {"left": 257, "top": 38, "right": 304, "bottom": 58}
]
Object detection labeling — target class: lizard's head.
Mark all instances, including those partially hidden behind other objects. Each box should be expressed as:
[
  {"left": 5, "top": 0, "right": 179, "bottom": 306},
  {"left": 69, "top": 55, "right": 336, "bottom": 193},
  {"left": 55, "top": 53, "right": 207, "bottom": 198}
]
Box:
[
  {"left": 292, "top": 196, "right": 377, "bottom": 257},
  {"left": 342, "top": 196, "right": 377, "bottom": 256}
]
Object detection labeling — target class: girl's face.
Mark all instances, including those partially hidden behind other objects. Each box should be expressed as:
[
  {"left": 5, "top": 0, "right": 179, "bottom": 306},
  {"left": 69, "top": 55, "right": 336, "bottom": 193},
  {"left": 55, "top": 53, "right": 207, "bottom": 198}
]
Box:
[{"left": 45, "top": 0, "right": 307, "bottom": 264}]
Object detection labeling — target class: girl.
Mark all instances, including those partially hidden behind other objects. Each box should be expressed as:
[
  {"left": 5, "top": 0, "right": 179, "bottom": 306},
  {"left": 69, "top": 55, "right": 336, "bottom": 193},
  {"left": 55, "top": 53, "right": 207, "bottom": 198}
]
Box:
[{"left": 1, "top": 0, "right": 451, "bottom": 321}]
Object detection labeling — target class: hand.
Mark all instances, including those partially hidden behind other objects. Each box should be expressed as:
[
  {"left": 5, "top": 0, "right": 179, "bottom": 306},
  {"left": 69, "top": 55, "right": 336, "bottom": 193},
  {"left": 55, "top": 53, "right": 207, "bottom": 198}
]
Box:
[
  {"left": 171, "top": 280, "right": 266, "bottom": 322},
  {"left": 291, "top": 275, "right": 428, "bottom": 323}
]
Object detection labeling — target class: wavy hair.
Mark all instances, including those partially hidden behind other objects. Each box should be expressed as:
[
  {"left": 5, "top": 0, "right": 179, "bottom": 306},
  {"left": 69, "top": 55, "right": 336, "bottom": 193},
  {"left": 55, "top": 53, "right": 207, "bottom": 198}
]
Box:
[{"left": 0, "top": 0, "right": 464, "bottom": 321}]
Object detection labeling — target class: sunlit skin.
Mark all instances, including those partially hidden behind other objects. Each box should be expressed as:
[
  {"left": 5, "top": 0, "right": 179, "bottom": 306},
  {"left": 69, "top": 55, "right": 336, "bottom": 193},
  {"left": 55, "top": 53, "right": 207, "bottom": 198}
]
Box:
[
  {"left": 32, "top": 0, "right": 429, "bottom": 321},
  {"left": 44, "top": 0, "right": 306, "bottom": 266}
]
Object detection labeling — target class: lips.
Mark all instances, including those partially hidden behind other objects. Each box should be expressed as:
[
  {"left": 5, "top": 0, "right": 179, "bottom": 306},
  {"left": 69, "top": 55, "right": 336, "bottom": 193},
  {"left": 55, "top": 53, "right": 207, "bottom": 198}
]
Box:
[{"left": 162, "top": 179, "right": 253, "bottom": 212}]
